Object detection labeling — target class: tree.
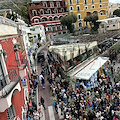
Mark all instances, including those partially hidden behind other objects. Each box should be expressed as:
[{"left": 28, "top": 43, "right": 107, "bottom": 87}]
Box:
[
  {"left": 7, "top": 12, "right": 18, "bottom": 21},
  {"left": 84, "top": 14, "right": 98, "bottom": 28},
  {"left": 113, "top": 9, "right": 120, "bottom": 17},
  {"left": 60, "top": 14, "right": 77, "bottom": 33}
]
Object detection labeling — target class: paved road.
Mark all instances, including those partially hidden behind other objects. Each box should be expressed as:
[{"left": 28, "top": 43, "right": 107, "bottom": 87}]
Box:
[{"left": 37, "top": 47, "right": 63, "bottom": 120}]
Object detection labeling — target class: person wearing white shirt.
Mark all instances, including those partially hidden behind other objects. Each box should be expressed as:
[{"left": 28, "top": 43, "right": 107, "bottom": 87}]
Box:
[{"left": 39, "top": 74, "right": 44, "bottom": 85}]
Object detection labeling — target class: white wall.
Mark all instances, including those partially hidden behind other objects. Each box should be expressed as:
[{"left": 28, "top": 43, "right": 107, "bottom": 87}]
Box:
[{"left": 0, "top": 24, "right": 17, "bottom": 36}]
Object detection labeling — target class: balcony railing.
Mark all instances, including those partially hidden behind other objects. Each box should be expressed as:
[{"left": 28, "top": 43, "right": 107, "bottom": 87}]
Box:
[
  {"left": 0, "top": 16, "right": 17, "bottom": 27},
  {"left": 0, "top": 69, "right": 21, "bottom": 98}
]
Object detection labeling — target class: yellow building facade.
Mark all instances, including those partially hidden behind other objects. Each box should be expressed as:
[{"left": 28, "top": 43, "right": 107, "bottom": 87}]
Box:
[{"left": 65, "top": 0, "right": 109, "bottom": 28}]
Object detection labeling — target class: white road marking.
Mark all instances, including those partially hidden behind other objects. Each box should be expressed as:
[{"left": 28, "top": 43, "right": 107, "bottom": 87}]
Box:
[
  {"left": 57, "top": 105, "right": 64, "bottom": 119},
  {"left": 40, "top": 106, "right": 45, "bottom": 120},
  {"left": 48, "top": 106, "right": 55, "bottom": 120}
]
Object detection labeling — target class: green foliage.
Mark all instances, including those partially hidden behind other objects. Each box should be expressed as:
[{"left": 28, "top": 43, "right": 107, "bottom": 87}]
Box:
[
  {"left": 7, "top": 12, "right": 18, "bottom": 21},
  {"left": 60, "top": 14, "right": 77, "bottom": 33},
  {"left": 113, "top": 9, "right": 120, "bottom": 17},
  {"left": 17, "top": 5, "right": 30, "bottom": 24},
  {"left": 1, "top": 1, "right": 30, "bottom": 24},
  {"left": 84, "top": 14, "right": 99, "bottom": 29}
]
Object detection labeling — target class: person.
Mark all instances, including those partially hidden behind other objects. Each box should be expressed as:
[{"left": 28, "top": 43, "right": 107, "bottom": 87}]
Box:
[
  {"left": 32, "top": 101, "right": 37, "bottom": 111},
  {"left": 54, "top": 102, "right": 58, "bottom": 114},
  {"left": 41, "top": 76, "right": 45, "bottom": 88},
  {"left": 40, "top": 96, "right": 46, "bottom": 110},
  {"left": 39, "top": 73, "right": 44, "bottom": 85},
  {"left": 33, "top": 110, "right": 39, "bottom": 120},
  {"left": 38, "top": 103, "right": 43, "bottom": 119}
]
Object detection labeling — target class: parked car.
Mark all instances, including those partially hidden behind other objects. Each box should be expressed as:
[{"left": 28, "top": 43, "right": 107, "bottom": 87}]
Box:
[{"left": 37, "top": 52, "right": 45, "bottom": 62}]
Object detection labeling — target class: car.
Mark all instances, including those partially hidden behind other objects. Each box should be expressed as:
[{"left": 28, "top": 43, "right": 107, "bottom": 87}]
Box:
[{"left": 37, "top": 52, "right": 45, "bottom": 62}]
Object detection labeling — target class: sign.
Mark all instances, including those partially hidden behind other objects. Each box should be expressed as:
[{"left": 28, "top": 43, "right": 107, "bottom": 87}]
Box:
[{"left": 21, "top": 78, "right": 27, "bottom": 88}]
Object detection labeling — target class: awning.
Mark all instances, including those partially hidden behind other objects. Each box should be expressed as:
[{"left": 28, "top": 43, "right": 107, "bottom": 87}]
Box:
[{"left": 75, "top": 57, "right": 109, "bottom": 80}]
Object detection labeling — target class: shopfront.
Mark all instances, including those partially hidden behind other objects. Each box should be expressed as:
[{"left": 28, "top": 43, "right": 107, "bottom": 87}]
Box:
[{"left": 75, "top": 57, "right": 110, "bottom": 90}]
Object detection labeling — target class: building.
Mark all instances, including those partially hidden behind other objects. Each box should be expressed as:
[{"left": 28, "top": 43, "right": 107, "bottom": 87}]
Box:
[
  {"left": 29, "top": 25, "right": 46, "bottom": 45},
  {"left": 109, "top": 3, "right": 120, "bottom": 17},
  {"left": 0, "top": 16, "right": 30, "bottom": 120},
  {"left": 98, "top": 17, "right": 120, "bottom": 33},
  {"left": 28, "top": 0, "right": 69, "bottom": 40},
  {"left": 65, "top": 0, "right": 109, "bottom": 28}
]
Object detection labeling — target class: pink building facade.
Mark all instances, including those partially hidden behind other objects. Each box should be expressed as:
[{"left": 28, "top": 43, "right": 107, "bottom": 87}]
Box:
[{"left": 29, "top": 0, "right": 68, "bottom": 40}]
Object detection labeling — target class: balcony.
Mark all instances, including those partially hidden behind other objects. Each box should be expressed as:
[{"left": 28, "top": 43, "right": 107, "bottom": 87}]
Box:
[{"left": 0, "top": 69, "right": 21, "bottom": 112}]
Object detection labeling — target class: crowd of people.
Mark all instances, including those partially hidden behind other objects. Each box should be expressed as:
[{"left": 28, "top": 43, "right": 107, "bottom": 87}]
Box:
[
  {"left": 25, "top": 49, "right": 120, "bottom": 120},
  {"left": 25, "top": 72, "right": 47, "bottom": 120},
  {"left": 46, "top": 54, "right": 120, "bottom": 120}
]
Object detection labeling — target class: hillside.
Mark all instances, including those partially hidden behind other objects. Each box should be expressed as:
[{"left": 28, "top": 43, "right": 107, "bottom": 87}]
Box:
[{"left": 0, "top": 0, "right": 31, "bottom": 24}]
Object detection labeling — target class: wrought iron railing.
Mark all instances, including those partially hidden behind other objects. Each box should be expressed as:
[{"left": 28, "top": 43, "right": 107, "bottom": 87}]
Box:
[{"left": 8, "top": 69, "right": 21, "bottom": 82}]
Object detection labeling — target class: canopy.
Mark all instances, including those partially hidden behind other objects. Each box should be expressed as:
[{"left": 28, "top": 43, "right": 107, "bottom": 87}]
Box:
[{"left": 75, "top": 57, "right": 109, "bottom": 80}]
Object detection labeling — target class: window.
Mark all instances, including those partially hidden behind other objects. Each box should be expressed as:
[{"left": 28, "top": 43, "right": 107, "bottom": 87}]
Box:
[
  {"left": 54, "top": 16, "right": 58, "bottom": 20},
  {"left": 92, "top": 0, "right": 94, "bottom": 4},
  {"left": 0, "top": 60, "right": 6, "bottom": 91},
  {"left": 7, "top": 105, "right": 16, "bottom": 120},
  {"left": 32, "top": 10, "right": 37, "bottom": 16},
  {"left": 69, "top": 0, "right": 72, "bottom": 5},
  {"left": 78, "top": 14, "right": 81, "bottom": 20},
  {"left": 57, "top": 26, "right": 61, "bottom": 30},
  {"left": 50, "top": 2, "right": 54, "bottom": 7},
  {"left": 54, "top": 9, "right": 58, "bottom": 14},
  {"left": 58, "top": 32, "right": 61, "bottom": 34},
  {"left": 40, "top": 9, "right": 44, "bottom": 15},
  {"left": 85, "top": 6, "right": 88, "bottom": 9},
  {"left": 100, "top": 12, "right": 103, "bottom": 15},
  {"left": 48, "top": 26, "right": 52, "bottom": 31},
  {"left": 62, "top": 26, "right": 66, "bottom": 30},
  {"left": 99, "top": 0, "right": 102, "bottom": 3},
  {"left": 92, "top": 5, "right": 94, "bottom": 8},
  {"left": 78, "top": 22, "right": 82, "bottom": 27},
  {"left": 61, "top": 8, "right": 64, "bottom": 12},
  {"left": 57, "top": 2, "right": 60, "bottom": 7},
  {"left": 48, "top": 9, "right": 51, "bottom": 14},
  {"left": 100, "top": 4, "right": 102, "bottom": 7},
  {"left": 107, "top": 26, "right": 109, "bottom": 28},
  {"left": 113, "top": 25, "right": 115, "bottom": 27},
  {"left": 85, "top": 0, "right": 87, "bottom": 4},
  {"left": 52, "top": 26, "right": 56, "bottom": 31},
  {"left": 31, "top": 4, "right": 35, "bottom": 6},
  {"left": 70, "top": 6, "right": 73, "bottom": 12},
  {"left": 49, "top": 17, "right": 52, "bottom": 21},
  {"left": 30, "top": 28, "right": 35, "bottom": 31},
  {"left": 44, "top": 2, "right": 47, "bottom": 7},
  {"left": 42, "top": 17, "right": 47, "bottom": 22},
  {"left": 76, "top": 0, "right": 79, "bottom": 4},
  {"left": 77, "top": 6, "right": 80, "bottom": 11},
  {"left": 101, "top": 24, "right": 104, "bottom": 28},
  {"left": 34, "top": 19, "right": 39, "bottom": 23}
]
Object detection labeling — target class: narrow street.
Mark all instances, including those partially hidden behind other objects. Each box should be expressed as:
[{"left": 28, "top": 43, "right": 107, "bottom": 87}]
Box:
[{"left": 37, "top": 47, "right": 62, "bottom": 120}]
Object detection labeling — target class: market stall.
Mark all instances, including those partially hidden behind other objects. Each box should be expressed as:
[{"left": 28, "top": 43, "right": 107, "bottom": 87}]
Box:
[{"left": 75, "top": 57, "right": 110, "bottom": 89}]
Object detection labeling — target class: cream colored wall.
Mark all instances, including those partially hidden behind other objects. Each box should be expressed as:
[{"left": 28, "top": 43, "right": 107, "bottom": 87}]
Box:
[
  {"left": 0, "top": 24, "right": 17, "bottom": 36},
  {"left": 49, "top": 41, "right": 97, "bottom": 61},
  {"left": 98, "top": 20, "right": 120, "bottom": 33}
]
